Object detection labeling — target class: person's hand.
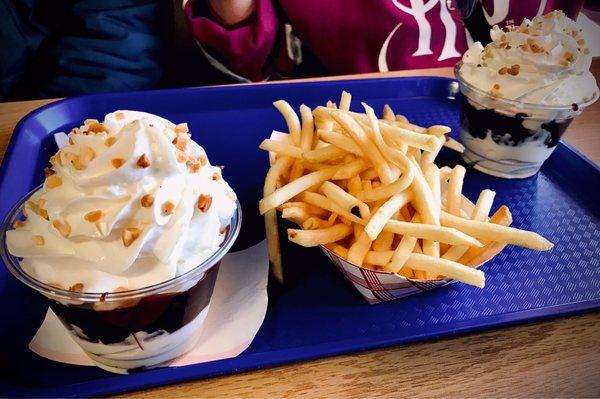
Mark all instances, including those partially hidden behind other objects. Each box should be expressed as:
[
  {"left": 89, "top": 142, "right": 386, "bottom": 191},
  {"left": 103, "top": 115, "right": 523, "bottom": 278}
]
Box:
[{"left": 208, "top": 0, "right": 256, "bottom": 26}]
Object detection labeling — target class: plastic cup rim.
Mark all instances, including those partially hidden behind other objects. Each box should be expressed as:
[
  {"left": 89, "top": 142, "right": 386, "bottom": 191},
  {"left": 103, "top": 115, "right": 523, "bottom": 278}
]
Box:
[
  {"left": 454, "top": 61, "right": 599, "bottom": 111},
  {"left": 0, "top": 184, "right": 242, "bottom": 303}
]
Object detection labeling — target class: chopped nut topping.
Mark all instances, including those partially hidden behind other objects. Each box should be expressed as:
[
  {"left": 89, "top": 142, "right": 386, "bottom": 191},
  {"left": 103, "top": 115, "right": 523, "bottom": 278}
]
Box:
[
  {"left": 162, "top": 201, "right": 175, "bottom": 215},
  {"left": 564, "top": 51, "right": 574, "bottom": 62},
  {"left": 45, "top": 175, "right": 62, "bottom": 189},
  {"left": 69, "top": 147, "right": 96, "bottom": 170},
  {"left": 13, "top": 220, "right": 25, "bottom": 229},
  {"left": 39, "top": 208, "right": 48, "bottom": 219},
  {"left": 559, "top": 59, "right": 569, "bottom": 66},
  {"left": 70, "top": 127, "right": 80, "bottom": 135},
  {"left": 498, "top": 67, "right": 508, "bottom": 75},
  {"left": 79, "top": 146, "right": 96, "bottom": 165},
  {"left": 187, "top": 158, "right": 201, "bottom": 173},
  {"left": 84, "top": 119, "right": 99, "bottom": 126},
  {"left": 511, "top": 64, "right": 520, "bottom": 70},
  {"left": 136, "top": 153, "right": 150, "bottom": 168},
  {"left": 49, "top": 154, "right": 59, "bottom": 166},
  {"left": 507, "top": 67, "right": 519, "bottom": 76},
  {"left": 84, "top": 210, "right": 103, "bottom": 223},
  {"left": 111, "top": 158, "right": 126, "bottom": 168},
  {"left": 577, "top": 39, "right": 585, "bottom": 45},
  {"left": 173, "top": 136, "right": 188, "bottom": 151},
  {"left": 32, "top": 235, "right": 45, "bottom": 246},
  {"left": 69, "top": 283, "right": 84, "bottom": 292},
  {"left": 530, "top": 43, "right": 543, "bottom": 53},
  {"left": 52, "top": 220, "right": 71, "bottom": 237},
  {"left": 68, "top": 137, "right": 75, "bottom": 145},
  {"left": 140, "top": 194, "right": 154, "bottom": 207},
  {"left": 105, "top": 136, "right": 117, "bottom": 147},
  {"left": 121, "top": 228, "right": 141, "bottom": 247},
  {"left": 197, "top": 194, "right": 213, "bottom": 212},
  {"left": 115, "top": 112, "right": 125, "bottom": 120},
  {"left": 489, "top": 83, "right": 502, "bottom": 97},
  {"left": 87, "top": 122, "right": 107, "bottom": 134},
  {"left": 199, "top": 155, "right": 208, "bottom": 166},
  {"left": 44, "top": 167, "right": 54, "bottom": 177},
  {"left": 211, "top": 172, "right": 221, "bottom": 181},
  {"left": 175, "top": 150, "right": 188, "bottom": 163},
  {"left": 174, "top": 123, "right": 189, "bottom": 133}
]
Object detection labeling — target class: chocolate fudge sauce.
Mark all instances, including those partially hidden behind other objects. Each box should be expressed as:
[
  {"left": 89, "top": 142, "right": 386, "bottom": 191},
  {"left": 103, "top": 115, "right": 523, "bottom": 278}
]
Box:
[
  {"left": 48, "top": 264, "right": 220, "bottom": 345},
  {"left": 461, "top": 101, "right": 572, "bottom": 148}
]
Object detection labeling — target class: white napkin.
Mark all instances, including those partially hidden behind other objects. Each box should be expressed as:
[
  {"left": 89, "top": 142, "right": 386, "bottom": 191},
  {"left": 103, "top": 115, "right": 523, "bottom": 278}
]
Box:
[{"left": 29, "top": 240, "right": 269, "bottom": 367}]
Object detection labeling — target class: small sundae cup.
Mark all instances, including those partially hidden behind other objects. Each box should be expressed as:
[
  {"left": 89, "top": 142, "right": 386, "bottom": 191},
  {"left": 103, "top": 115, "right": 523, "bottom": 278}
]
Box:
[{"left": 455, "top": 11, "right": 598, "bottom": 178}]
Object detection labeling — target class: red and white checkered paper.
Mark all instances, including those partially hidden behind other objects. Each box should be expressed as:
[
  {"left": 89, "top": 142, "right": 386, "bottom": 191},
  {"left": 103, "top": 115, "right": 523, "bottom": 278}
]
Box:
[{"left": 320, "top": 245, "right": 455, "bottom": 304}]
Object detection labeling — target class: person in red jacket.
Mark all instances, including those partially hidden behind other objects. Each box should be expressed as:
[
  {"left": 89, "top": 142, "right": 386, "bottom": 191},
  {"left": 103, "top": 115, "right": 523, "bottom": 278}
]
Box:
[{"left": 184, "top": 0, "right": 589, "bottom": 83}]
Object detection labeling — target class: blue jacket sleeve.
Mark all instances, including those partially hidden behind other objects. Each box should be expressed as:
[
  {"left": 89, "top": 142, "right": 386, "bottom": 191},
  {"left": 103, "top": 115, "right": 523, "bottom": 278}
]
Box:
[
  {"left": 38, "top": 0, "right": 163, "bottom": 97},
  {"left": 0, "top": 0, "right": 46, "bottom": 99}
]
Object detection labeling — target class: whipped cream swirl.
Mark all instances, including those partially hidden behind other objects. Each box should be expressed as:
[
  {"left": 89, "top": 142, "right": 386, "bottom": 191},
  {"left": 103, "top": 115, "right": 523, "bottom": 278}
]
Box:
[
  {"left": 459, "top": 10, "right": 598, "bottom": 105},
  {"left": 7, "top": 111, "right": 237, "bottom": 293}
]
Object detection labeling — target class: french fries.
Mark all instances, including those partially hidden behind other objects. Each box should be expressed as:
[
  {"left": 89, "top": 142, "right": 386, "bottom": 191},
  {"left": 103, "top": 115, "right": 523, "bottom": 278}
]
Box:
[{"left": 260, "top": 92, "right": 553, "bottom": 288}]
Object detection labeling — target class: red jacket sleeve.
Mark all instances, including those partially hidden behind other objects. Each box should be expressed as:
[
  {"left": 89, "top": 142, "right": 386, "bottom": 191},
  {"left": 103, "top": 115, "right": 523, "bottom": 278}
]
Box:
[{"left": 184, "top": 0, "right": 279, "bottom": 82}]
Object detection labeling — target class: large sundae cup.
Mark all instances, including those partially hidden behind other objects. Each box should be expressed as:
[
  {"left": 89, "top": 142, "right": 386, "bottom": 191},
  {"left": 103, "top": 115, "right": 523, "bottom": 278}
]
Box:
[{"left": 1, "top": 111, "right": 240, "bottom": 373}]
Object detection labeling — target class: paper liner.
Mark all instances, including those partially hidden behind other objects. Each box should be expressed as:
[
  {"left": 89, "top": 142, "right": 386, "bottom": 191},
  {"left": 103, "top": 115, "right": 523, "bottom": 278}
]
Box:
[{"left": 268, "top": 130, "right": 506, "bottom": 304}]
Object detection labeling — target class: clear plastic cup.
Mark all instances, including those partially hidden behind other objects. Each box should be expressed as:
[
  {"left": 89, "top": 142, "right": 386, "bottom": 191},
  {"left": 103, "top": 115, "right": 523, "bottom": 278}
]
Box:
[
  {"left": 455, "top": 63, "right": 598, "bottom": 179},
  {"left": 1, "top": 186, "right": 241, "bottom": 374}
]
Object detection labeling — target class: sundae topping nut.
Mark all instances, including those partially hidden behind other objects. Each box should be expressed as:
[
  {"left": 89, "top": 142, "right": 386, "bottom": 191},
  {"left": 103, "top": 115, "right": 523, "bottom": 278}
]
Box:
[
  {"left": 111, "top": 158, "right": 126, "bottom": 168},
  {"left": 197, "top": 194, "right": 213, "bottom": 212},
  {"left": 45, "top": 175, "right": 62, "bottom": 189},
  {"left": 52, "top": 220, "right": 71, "bottom": 238},
  {"left": 121, "top": 227, "right": 141, "bottom": 247},
  {"left": 13, "top": 220, "right": 25, "bottom": 229},
  {"left": 140, "top": 194, "right": 154, "bottom": 207},
  {"left": 136, "top": 153, "right": 150, "bottom": 168},
  {"left": 69, "top": 283, "right": 84, "bottom": 292},
  {"left": 32, "top": 235, "right": 45, "bottom": 246},
  {"left": 84, "top": 210, "right": 103, "bottom": 223},
  {"left": 162, "top": 201, "right": 175, "bottom": 215},
  {"left": 174, "top": 123, "right": 189, "bottom": 133},
  {"left": 87, "top": 122, "right": 107, "bottom": 134},
  {"left": 105, "top": 136, "right": 117, "bottom": 147}
]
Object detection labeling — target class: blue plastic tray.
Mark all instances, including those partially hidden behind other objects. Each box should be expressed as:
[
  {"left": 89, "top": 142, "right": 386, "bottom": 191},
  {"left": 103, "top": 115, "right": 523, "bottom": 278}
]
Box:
[{"left": 1, "top": 77, "right": 599, "bottom": 397}]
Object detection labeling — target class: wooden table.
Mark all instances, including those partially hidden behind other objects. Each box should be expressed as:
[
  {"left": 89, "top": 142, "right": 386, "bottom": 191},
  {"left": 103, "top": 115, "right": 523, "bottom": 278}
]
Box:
[{"left": 1, "top": 62, "right": 599, "bottom": 398}]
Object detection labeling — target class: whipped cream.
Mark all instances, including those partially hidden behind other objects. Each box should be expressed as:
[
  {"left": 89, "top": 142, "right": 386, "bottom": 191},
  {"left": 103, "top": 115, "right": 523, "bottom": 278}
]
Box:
[
  {"left": 7, "top": 111, "right": 237, "bottom": 293},
  {"left": 459, "top": 10, "right": 598, "bottom": 105}
]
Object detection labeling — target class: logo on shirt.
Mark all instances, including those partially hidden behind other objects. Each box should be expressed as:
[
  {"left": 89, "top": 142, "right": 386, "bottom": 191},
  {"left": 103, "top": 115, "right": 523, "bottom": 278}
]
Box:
[{"left": 379, "top": 0, "right": 461, "bottom": 72}]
